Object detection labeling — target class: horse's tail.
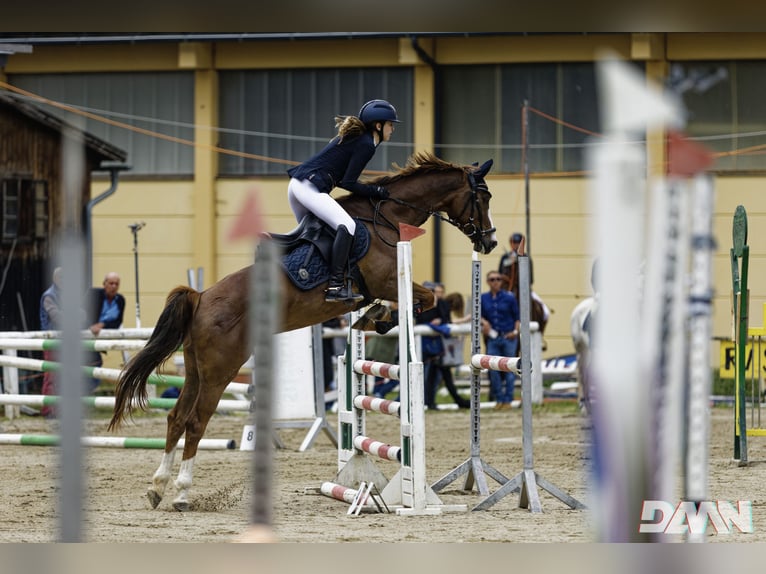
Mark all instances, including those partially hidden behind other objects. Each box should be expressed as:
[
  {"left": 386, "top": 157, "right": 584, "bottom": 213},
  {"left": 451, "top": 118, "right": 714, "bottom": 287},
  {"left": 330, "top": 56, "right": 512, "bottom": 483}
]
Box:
[{"left": 108, "top": 286, "right": 200, "bottom": 431}]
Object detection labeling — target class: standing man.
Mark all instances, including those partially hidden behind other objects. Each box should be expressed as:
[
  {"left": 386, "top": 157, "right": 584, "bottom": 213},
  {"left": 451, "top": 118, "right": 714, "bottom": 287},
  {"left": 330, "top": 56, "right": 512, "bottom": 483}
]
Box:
[
  {"left": 86, "top": 272, "right": 126, "bottom": 391},
  {"left": 480, "top": 271, "right": 521, "bottom": 410},
  {"left": 39, "top": 266, "right": 64, "bottom": 417}
]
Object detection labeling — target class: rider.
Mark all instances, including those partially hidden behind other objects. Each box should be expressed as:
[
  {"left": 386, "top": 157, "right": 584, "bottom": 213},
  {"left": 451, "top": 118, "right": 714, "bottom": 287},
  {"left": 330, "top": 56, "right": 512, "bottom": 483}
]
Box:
[{"left": 287, "top": 99, "right": 399, "bottom": 303}]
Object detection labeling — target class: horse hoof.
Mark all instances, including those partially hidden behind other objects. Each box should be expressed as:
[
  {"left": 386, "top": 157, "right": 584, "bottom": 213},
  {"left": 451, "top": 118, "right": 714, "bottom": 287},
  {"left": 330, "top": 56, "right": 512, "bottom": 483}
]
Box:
[
  {"left": 374, "top": 320, "right": 395, "bottom": 335},
  {"left": 147, "top": 490, "right": 162, "bottom": 509},
  {"left": 172, "top": 501, "right": 190, "bottom": 512}
]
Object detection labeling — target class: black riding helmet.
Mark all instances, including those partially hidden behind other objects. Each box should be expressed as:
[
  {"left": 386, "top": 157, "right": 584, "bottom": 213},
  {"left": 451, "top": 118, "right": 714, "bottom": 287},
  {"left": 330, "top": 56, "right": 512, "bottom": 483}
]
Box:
[
  {"left": 359, "top": 99, "right": 401, "bottom": 125},
  {"left": 359, "top": 99, "right": 399, "bottom": 147}
]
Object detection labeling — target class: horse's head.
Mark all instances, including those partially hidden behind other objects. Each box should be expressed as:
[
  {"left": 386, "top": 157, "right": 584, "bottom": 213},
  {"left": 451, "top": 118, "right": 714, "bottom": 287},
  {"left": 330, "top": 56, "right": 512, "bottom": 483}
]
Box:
[
  {"left": 459, "top": 158, "right": 497, "bottom": 254},
  {"left": 361, "top": 153, "right": 498, "bottom": 254}
]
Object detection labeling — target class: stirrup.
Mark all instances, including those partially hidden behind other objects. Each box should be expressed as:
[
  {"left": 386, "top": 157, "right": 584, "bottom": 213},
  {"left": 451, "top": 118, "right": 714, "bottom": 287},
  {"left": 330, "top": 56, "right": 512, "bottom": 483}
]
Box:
[{"left": 325, "top": 280, "right": 364, "bottom": 303}]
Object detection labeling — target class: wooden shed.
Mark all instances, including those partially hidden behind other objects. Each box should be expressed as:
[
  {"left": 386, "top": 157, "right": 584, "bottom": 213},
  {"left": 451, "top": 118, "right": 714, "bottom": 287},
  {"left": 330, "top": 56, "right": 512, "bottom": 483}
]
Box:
[{"left": 0, "top": 92, "right": 127, "bottom": 334}]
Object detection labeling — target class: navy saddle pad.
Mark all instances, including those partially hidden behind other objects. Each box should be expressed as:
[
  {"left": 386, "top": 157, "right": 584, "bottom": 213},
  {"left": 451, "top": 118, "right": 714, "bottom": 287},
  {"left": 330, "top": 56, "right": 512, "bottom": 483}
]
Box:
[{"left": 281, "top": 223, "right": 370, "bottom": 291}]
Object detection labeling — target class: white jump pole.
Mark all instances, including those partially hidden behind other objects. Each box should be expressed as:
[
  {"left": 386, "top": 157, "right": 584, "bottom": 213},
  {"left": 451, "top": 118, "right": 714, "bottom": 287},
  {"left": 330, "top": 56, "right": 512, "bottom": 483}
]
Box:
[
  {"left": 0, "top": 434, "right": 235, "bottom": 450},
  {"left": 0, "top": 394, "right": 249, "bottom": 412}
]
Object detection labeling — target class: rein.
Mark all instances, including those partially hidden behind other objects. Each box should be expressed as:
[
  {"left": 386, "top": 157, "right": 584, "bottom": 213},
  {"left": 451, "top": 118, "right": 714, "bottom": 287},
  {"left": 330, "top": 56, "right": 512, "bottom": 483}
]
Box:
[{"left": 362, "top": 172, "right": 496, "bottom": 249}]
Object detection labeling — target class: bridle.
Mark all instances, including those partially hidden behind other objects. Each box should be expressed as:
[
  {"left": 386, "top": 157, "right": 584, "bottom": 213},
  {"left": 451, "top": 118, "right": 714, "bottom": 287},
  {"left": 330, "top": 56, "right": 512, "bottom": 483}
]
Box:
[{"left": 364, "top": 170, "right": 496, "bottom": 249}]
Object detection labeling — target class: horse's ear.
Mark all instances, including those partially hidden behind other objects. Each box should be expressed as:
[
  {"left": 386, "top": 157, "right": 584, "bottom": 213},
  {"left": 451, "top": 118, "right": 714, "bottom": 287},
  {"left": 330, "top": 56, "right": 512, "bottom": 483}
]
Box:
[
  {"left": 474, "top": 159, "right": 493, "bottom": 177},
  {"left": 471, "top": 162, "right": 479, "bottom": 167}
]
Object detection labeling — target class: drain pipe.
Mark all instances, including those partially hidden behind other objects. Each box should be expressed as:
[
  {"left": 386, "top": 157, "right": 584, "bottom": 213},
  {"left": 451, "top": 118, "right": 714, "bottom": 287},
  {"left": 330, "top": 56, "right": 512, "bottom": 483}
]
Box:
[
  {"left": 84, "top": 162, "right": 131, "bottom": 283},
  {"left": 410, "top": 35, "right": 443, "bottom": 283}
]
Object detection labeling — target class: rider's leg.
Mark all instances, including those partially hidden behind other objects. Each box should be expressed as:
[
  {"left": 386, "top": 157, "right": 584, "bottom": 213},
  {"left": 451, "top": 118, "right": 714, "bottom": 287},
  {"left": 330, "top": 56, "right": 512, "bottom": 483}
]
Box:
[
  {"left": 287, "top": 178, "right": 312, "bottom": 223},
  {"left": 325, "top": 224, "right": 363, "bottom": 302},
  {"left": 288, "top": 178, "right": 356, "bottom": 234},
  {"left": 288, "top": 179, "right": 361, "bottom": 302}
]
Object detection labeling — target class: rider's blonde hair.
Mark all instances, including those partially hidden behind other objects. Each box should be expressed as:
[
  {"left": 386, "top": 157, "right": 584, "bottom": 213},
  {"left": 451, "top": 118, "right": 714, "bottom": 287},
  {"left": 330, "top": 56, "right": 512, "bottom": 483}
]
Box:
[{"left": 335, "top": 115, "right": 366, "bottom": 142}]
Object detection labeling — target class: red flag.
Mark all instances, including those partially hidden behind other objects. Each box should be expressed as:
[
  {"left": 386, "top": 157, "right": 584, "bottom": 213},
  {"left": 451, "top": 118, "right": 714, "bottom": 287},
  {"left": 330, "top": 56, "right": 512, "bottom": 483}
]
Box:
[
  {"left": 667, "top": 131, "right": 714, "bottom": 177},
  {"left": 228, "top": 189, "right": 266, "bottom": 241},
  {"left": 398, "top": 223, "right": 426, "bottom": 242}
]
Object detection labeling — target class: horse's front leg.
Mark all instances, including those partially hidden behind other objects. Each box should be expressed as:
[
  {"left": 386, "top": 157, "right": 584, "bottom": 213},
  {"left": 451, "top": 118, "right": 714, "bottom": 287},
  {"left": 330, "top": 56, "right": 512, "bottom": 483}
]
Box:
[{"left": 412, "top": 283, "right": 435, "bottom": 312}]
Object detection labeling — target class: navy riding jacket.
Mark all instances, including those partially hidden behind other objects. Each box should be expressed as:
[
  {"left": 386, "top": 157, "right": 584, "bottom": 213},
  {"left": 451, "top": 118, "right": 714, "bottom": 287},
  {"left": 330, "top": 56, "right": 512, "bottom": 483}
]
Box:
[{"left": 287, "top": 131, "right": 381, "bottom": 198}]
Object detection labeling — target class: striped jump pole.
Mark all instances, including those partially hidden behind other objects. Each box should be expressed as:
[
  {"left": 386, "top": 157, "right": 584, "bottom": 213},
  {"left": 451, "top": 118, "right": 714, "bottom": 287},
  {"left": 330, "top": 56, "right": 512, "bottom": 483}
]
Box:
[
  {"left": 352, "top": 394, "right": 401, "bottom": 416},
  {"left": 353, "top": 359, "right": 401, "bottom": 381},
  {"left": 353, "top": 436, "right": 401, "bottom": 462},
  {"left": 0, "top": 354, "right": 248, "bottom": 395},
  {"left": 471, "top": 354, "right": 522, "bottom": 374},
  {"left": 0, "top": 394, "right": 249, "bottom": 412},
  {"left": 320, "top": 481, "right": 376, "bottom": 508},
  {"left": 0, "top": 434, "right": 235, "bottom": 450}
]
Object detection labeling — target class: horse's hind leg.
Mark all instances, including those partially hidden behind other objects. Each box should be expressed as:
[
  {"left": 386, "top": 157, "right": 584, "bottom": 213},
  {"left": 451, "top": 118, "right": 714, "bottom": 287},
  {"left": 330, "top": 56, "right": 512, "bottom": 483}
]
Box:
[
  {"left": 171, "top": 456, "right": 197, "bottom": 512},
  {"left": 171, "top": 365, "right": 238, "bottom": 511},
  {"left": 148, "top": 359, "right": 200, "bottom": 509},
  {"left": 148, "top": 448, "right": 178, "bottom": 509}
]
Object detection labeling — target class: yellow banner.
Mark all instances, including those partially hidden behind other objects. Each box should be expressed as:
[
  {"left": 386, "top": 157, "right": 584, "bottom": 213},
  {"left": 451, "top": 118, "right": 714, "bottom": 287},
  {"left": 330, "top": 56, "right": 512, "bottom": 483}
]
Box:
[{"left": 719, "top": 341, "right": 766, "bottom": 379}]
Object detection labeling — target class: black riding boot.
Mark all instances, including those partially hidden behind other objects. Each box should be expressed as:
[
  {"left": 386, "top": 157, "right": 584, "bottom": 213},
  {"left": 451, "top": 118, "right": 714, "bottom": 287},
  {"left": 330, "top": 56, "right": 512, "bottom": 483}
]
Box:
[{"left": 325, "top": 225, "right": 364, "bottom": 303}]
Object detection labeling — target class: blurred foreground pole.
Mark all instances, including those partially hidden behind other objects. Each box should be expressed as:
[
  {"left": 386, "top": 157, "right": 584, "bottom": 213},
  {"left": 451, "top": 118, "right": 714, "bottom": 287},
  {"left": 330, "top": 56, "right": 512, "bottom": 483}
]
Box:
[
  {"left": 228, "top": 189, "right": 280, "bottom": 543},
  {"left": 58, "top": 126, "right": 87, "bottom": 542},
  {"left": 248, "top": 238, "right": 281, "bottom": 537},
  {"left": 590, "top": 52, "right": 683, "bottom": 542}
]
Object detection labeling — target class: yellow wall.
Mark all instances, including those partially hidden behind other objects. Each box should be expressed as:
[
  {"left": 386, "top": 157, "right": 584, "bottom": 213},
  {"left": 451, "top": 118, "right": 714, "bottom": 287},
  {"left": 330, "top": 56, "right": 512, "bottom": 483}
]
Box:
[
  {"left": 89, "top": 179, "right": 196, "bottom": 328},
  {"left": 10, "top": 32, "right": 764, "bottom": 360}
]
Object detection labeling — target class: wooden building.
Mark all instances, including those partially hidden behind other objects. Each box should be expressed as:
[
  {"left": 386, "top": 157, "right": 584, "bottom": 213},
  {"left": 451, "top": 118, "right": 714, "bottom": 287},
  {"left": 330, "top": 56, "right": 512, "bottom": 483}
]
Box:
[{"left": 0, "top": 92, "right": 127, "bottom": 332}]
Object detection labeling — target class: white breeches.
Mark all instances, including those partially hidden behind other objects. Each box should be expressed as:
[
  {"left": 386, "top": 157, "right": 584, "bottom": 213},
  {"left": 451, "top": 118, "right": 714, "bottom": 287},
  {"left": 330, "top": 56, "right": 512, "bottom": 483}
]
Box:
[{"left": 288, "top": 177, "right": 356, "bottom": 235}]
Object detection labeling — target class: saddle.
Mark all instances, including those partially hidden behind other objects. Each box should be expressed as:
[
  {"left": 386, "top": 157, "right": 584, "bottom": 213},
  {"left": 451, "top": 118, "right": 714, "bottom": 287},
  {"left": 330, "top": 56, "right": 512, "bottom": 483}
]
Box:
[{"left": 267, "top": 214, "right": 371, "bottom": 293}]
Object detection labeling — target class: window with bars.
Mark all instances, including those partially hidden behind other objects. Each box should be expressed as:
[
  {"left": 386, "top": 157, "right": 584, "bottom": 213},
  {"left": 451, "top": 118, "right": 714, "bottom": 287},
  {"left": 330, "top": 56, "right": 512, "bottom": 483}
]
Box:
[
  {"left": 8, "top": 72, "right": 194, "bottom": 176},
  {"left": 671, "top": 60, "right": 766, "bottom": 172},
  {"left": 218, "top": 67, "right": 414, "bottom": 176},
  {"left": 439, "top": 62, "right": 604, "bottom": 174},
  {"left": 1, "top": 177, "right": 48, "bottom": 243}
]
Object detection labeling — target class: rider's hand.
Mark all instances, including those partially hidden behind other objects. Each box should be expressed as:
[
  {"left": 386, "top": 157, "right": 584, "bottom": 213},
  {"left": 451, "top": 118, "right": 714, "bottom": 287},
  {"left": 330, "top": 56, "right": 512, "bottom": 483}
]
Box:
[{"left": 374, "top": 186, "right": 389, "bottom": 200}]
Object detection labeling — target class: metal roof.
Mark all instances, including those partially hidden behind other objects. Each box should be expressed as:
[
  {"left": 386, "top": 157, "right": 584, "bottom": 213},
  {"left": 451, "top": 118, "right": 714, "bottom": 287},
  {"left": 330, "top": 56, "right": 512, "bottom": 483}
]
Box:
[
  {"left": 0, "top": 91, "right": 127, "bottom": 162},
  {"left": 0, "top": 32, "right": 582, "bottom": 46}
]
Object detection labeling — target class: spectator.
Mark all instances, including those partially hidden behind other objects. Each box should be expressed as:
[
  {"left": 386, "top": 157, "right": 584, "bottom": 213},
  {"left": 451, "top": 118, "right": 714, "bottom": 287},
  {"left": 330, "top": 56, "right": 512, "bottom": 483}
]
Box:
[
  {"left": 480, "top": 271, "right": 521, "bottom": 410},
  {"left": 85, "top": 272, "right": 126, "bottom": 392},
  {"left": 366, "top": 303, "right": 400, "bottom": 399},
  {"left": 498, "top": 232, "right": 534, "bottom": 293},
  {"left": 444, "top": 291, "right": 471, "bottom": 324},
  {"left": 500, "top": 232, "right": 550, "bottom": 345},
  {"left": 417, "top": 282, "right": 470, "bottom": 410},
  {"left": 38, "top": 266, "right": 64, "bottom": 418}
]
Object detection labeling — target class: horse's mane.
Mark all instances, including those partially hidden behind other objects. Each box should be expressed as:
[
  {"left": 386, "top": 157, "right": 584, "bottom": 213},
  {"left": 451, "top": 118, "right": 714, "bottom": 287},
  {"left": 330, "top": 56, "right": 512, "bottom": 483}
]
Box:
[{"left": 370, "top": 151, "right": 467, "bottom": 186}]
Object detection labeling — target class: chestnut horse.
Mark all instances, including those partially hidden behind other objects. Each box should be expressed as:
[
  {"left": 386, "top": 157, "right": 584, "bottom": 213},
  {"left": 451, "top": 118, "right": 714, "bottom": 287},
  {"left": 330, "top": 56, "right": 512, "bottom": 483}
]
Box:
[{"left": 108, "top": 152, "right": 497, "bottom": 511}]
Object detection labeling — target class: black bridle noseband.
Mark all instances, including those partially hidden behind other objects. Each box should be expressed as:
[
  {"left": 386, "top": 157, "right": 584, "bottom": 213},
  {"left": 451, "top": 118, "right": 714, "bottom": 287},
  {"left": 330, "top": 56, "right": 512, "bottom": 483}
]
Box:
[{"left": 365, "top": 171, "right": 496, "bottom": 249}]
